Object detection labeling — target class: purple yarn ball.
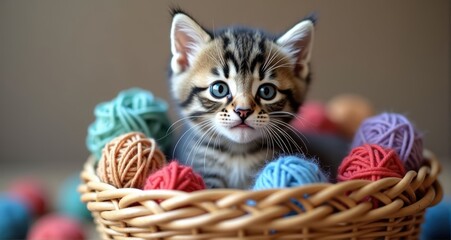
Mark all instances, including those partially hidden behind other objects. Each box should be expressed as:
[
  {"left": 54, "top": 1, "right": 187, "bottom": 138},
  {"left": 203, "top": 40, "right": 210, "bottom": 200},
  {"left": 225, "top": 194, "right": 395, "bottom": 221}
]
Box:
[{"left": 351, "top": 113, "right": 423, "bottom": 171}]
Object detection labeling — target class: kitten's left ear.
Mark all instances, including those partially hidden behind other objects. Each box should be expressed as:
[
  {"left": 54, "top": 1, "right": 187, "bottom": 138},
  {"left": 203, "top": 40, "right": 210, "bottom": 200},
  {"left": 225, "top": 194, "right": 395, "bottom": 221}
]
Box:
[{"left": 276, "top": 20, "right": 314, "bottom": 78}]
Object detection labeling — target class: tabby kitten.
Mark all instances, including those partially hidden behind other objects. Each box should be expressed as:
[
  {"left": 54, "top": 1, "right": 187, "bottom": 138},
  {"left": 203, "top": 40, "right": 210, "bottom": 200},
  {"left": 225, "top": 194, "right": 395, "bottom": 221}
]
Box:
[{"left": 169, "top": 10, "right": 314, "bottom": 189}]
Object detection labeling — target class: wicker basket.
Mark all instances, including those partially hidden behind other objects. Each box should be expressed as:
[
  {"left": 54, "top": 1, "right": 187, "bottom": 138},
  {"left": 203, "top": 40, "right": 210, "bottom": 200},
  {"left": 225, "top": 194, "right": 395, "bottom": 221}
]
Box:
[{"left": 79, "top": 150, "right": 442, "bottom": 240}]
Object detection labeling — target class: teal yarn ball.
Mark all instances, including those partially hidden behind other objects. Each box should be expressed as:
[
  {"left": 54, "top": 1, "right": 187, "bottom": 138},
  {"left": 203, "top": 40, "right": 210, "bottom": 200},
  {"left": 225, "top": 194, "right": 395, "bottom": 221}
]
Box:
[
  {"left": 0, "top": 195, "right": 32, "bottom": 239},
  {"left": 86, "top": 88, "right": 172, "bottom": 159},
  {"left": 57, "top": 174, "right": 92, "bottom": 221},
  {"left": 253, "top": 155, "right": 328, "bottom": 190}
]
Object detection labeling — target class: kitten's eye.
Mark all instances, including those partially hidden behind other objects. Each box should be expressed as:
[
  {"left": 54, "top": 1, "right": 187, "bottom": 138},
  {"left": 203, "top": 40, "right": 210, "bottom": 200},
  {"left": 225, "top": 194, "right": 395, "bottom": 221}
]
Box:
[
  {"left": 210, "top": 81, "right": 229, "bottom": 99},
  {"left": 258, "top": 83, "right": 277, "bottom": 100}
]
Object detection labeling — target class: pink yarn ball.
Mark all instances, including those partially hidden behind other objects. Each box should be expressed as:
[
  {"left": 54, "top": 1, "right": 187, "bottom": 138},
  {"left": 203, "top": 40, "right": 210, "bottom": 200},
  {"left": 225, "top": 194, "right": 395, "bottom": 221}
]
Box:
[
  {"left": 338, "top": 144, "right": 406, "bottom": 182},
  {"left": 144, "top": 161, "right": 206, "bottom": 192},
  {"left": 8, "top": 178, "right": 48, "bottom": 217},
  {"left": 292, "top": 101, "right": 338, "bottom": 134},
  {"left": 352, "top": 113, "right": 424, "bottom": 171},
  {"left": 27, "top": 214, "right": 85, "bottom": 240}
]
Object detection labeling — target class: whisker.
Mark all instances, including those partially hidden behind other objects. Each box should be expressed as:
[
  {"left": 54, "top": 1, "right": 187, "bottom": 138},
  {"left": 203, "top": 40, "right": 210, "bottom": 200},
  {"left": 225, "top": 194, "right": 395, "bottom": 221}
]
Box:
[
  {"left": 187, "top": 124, "right": 216, "bottom": 168},
  {"left": 172, "top": 119, "right": 210, "bottom": 159},
  {"left": 165, "top": 115, "right": 204, "bottom": 138},
  {"left": 265, "top": 53, "right": 284, "bottom": 71},
  {"left": 203, "top": 127, "right": 219, "bottom": 170},
  {"left": 264, "top": 52, "right": 293, "bottom": 72},
  {"left": 264, "top": 124, "right": 287, "bottom": 155},
  {"left": 270, "top": 119, "right": 309, "bottom": 153},
  {"left": 266, "top": 62, "right": 293, "bottom": 73},
  {"left": 260, "top": 128, "right": 274, "bottom": 161},
  {"left": 262, "top": 43, "right": 276, "bottom": 72},
  {"left": 269, "top": 111, "right": 307, "bottom": 127},
  {"left": 268, "top": 122, "right": 295, "bottom": 154}
]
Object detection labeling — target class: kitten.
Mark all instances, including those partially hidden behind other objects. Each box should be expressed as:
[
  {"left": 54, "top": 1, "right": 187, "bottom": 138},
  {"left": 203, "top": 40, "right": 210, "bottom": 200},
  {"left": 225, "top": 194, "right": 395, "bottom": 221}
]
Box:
[{"left": 168, "top": 9, "right": 314, "bottom": 189}]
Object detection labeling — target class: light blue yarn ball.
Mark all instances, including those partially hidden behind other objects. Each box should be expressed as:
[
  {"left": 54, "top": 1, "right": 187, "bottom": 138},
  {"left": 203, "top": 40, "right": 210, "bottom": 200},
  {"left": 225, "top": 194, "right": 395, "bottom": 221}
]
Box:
[
  {"left": 0, "top": 195, "right": 33, "bottom": 240},
  {"left": 253, "top": 155, "right": 328, "bottom": 190},
  {"left": 86, "top": 88, "right": 172, "bottom": 160},
  {"left": 57, "top": 174, "right": 92, "bottom": 222},
  {"left": 421, "top": 196, "right": 451, "bottom": 240}
]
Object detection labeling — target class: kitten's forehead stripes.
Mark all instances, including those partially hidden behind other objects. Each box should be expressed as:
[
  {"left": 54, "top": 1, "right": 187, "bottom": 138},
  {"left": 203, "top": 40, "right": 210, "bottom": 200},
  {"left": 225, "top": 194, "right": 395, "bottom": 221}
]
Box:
[
  {"left": 224, "top": 51, "right": 239, "bottom": 76},
  {"left": 214, "top": 29, "right": 271, "bottom": 78}
]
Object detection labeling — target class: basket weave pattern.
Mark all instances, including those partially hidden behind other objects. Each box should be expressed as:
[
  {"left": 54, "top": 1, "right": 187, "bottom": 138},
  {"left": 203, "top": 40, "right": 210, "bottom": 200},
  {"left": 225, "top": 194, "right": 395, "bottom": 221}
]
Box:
[{"left": 79, "top": 151, "right": 442, "bottom": 240}]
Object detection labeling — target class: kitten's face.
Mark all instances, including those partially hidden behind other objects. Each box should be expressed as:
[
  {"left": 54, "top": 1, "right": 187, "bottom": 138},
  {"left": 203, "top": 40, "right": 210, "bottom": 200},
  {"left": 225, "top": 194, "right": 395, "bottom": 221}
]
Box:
[{"left": 170, "top": 12, "right": 314, "bottom": 144}]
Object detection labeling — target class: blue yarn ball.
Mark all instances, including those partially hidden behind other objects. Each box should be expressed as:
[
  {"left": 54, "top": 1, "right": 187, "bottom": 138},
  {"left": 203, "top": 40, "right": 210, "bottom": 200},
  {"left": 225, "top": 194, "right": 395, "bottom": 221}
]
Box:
[
  {"left": 57, "top": 174, "right": 92, "bottom": 221},
  {"left": 421, "top": 196, "right": 451, "bottom": 240},
  {"left": 253, "top": 155, "right": 328, "bottom": 190},
  {"left": 0, "top": 195, "right": 33, "bottom": 239},
  {"left": 86, "top": 88, "right": 172, "bottom": 160}
]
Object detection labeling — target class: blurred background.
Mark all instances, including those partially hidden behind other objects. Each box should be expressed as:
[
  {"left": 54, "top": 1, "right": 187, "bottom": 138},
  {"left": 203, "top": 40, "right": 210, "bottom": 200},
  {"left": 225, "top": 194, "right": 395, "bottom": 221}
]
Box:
[{"left": 0, "top": 0, "right": 449, "bottom": 214}]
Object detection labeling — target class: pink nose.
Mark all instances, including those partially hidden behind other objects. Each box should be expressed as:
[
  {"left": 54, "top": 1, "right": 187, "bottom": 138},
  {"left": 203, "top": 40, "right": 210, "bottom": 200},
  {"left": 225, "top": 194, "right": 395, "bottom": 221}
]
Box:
[{"left": 234, "top": 108, "right": 253, "bottom": 120}]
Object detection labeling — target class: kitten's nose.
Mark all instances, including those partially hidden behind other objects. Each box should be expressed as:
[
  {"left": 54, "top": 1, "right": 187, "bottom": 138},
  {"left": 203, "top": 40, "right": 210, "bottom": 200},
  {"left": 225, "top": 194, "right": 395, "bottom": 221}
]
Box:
[{"left": 234, "top": 107, "right": 254, "bottom": 120}]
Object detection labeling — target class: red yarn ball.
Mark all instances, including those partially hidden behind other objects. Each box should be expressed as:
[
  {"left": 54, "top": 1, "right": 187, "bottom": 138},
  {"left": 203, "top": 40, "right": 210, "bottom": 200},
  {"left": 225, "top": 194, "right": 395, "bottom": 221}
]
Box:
[
  {"left": 291, "top": 101, "right": 338, "bottom": 134},
  {"left": 27, "top": 214, "right": 85, "bottom": 240},
  {"left": 338, "top": 144, "right": 406, "bottom": 182},
  {"left": 144, "top": 161, "right": 206, "bottom": 192},
  {"left": 8, "top": 178, "right": 47, "bottom": 217}
]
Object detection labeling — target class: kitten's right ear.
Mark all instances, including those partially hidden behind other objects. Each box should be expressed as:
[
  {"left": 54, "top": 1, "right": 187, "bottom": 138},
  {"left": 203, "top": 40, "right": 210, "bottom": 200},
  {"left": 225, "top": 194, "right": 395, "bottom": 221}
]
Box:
[
  {"left": 170, "top": 13, "right": 211, "bottom": 74},
  {"left": 276, "top": 19, "right": 314, "bottom": 79}
]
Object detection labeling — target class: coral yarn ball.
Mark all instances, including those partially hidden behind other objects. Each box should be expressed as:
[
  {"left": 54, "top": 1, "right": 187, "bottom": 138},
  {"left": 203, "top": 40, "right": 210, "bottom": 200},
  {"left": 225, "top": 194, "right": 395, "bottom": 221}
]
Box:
[
  {"left": 8, "top": 178, "right": 47, "bottom": 217},
  {"left": 27, "top": 214, "right": 85, "bottom": 240},
  {"left": 0, "top": 195, "right": 32, "bottom": 240},
  {"left": 352, "top": 113, "right": 424, "bottom": 171},
  {"left": 97, "top": 132, "right": 166, "bottom": 188},
  {"left": 338, "top": 144, "right": 406, "bottom": 182},
  {"left": 327, "top": 94, "right": 374, "bottom": 139},
  {"left": 291, "top": 101, "right": 338, "bottom": 134},
  {"left": 86, "top": 88, "right": 172, "bottom": 160},
  {"left": 253, "top": 155, "right": 328, "bottom": 190},
  {"left": 144, "top": 161, "right": 206, "bottom": 192}
]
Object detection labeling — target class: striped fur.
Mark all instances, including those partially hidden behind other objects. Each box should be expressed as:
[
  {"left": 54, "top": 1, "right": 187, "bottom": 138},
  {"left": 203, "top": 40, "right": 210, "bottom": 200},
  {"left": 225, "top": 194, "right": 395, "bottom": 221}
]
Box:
[{"left": 169, "top": 10, "right": 315, "bottom": 189}]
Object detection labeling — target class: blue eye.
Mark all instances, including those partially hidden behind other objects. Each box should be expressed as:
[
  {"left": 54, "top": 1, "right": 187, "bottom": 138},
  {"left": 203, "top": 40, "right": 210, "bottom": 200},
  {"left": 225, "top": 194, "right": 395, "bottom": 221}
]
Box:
[
  {"left": 258, "top": 84, "right": 277, "bottom": 100},
  {"left": 210, "top": 81, "right": 229, "bottom": 99}
]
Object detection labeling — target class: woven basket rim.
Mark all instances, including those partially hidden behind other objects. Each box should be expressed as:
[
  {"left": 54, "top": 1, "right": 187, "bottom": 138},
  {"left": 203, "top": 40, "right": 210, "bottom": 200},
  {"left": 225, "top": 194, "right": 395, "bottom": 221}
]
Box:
[{"left": 80, "top": 150, "right": 443, "bottom": 232}]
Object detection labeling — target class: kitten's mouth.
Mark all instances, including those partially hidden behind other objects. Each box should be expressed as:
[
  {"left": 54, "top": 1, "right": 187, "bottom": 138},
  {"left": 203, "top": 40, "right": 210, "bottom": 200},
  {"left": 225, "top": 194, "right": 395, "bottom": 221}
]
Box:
[{"left": 232, "top": 123, "right": 254, "bottom": 129}]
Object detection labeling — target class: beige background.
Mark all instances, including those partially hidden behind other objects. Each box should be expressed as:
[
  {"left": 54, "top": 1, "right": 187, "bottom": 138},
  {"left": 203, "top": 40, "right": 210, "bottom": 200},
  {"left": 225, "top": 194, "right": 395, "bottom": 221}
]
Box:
[{"left": 0, "top": 1, "right": 449, "bottom": 191}]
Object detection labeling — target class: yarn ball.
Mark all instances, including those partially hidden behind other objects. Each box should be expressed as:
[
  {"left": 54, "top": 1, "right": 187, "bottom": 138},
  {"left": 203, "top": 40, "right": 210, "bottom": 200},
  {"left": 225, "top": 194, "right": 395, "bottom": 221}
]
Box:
[
  {"left": 327, "top": 94, "right": 374, "bottom": 139},
  {"left": 57, "top": 174, "right": 92, "bottom": 221},
  {"left": 27, "top": 214, "right": 85, "bottom": 240},
  {"left": 8, "top": 178, "right": 48, "bottom": 217},
  {"left": 338, "top": 144, "right": 406, "bottom": 182},
  {"left": 86, "top": 88, "right": 172, "bottom": 160},
  {"left": 144, "top": 161, "right": 206, "bottom": 192},
  {"left": 253, "top": 155, "right": 328, "bottom": 190},
  {"left": 97, "top": 132, "right": 166, "bottom": 188},
  {"left": 421, "top": 196, "right": 451, "bottom": 240},
  {"left": 352, "top": 112, "right": 424, "bottom": 171},
  {"left": 291, "top": 101, "right": 338, "bottom": 135},
  {"left": 0, "top": 195, "right": 32, "bottom": 240}
]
